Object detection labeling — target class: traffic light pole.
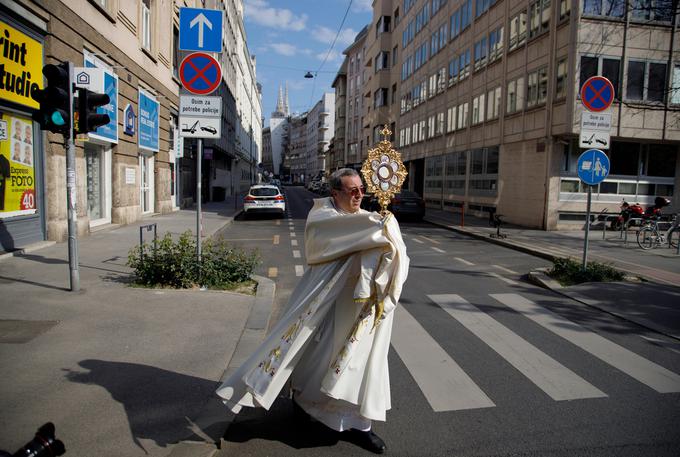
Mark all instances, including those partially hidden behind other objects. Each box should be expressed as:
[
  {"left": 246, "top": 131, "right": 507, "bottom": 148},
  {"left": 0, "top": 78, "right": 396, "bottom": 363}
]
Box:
[
  {"left": 197, "top": 138, "right": 202, "bottom": 265},
  {"left": 65, "top": 63, "right": 80, "bottom": 291}
]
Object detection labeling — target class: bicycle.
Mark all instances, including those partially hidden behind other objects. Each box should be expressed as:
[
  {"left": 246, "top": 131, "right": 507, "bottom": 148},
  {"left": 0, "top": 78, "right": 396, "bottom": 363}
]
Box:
[{"left": 636, "top": 214, "right": 679, "bottom": 250}]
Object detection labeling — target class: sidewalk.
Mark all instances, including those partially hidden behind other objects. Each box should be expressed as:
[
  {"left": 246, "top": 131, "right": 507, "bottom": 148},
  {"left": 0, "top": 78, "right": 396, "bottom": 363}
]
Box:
[
  {"left": 0, "top": 197, "right": 273, "bottom": 457},
  {"left": 425, "top": 207, "right": 680, "bottom": 343}
]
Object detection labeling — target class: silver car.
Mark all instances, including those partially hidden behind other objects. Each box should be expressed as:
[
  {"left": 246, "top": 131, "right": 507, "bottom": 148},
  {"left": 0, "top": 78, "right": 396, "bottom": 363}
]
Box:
[{"left": 243, "top": 185, "right": 285, "bottom": 217}]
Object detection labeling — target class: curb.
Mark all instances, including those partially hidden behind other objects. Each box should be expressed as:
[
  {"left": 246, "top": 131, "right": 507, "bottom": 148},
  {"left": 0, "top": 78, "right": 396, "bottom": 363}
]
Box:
[
  {"left": 527, "top": 269, "right": 680, "bottom": 342},
  {"left": 163, "top": 274, "right": 276, "bottom": 457},
  {"left": 0, "top": 241, "right": 57, "bottom": 263}
]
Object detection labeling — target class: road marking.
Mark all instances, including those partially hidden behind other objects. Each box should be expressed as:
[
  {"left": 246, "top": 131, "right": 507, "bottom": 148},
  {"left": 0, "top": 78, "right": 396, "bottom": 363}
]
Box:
[
  {"left": 291, "top": 239, "right": 298, "bottom": 246},
  {"left": 454, "top": 257, "right": 474, "bottom": 266},
  {"left": 293, "top": 250, "right": 301, "bottom": 258},
  {"left": 491, "top": 293, "right": 680, "bottom": 393},
  {"left": 219, "top": 238, "right": 272, "bottom": 241},
  {"left": 429, "top": 294, "right": 606, "bottom": 401},
  {"left": 295, "top": 265, "right": 304, "bottom": 276},
  {"left": 640, "top": 335, "right": 680, "bottom": 355},
  {"left": 290, "top": 232, "right": 296, "bottom": 238},
  {"left": 431, "top": 247, "right": 446, "bottom": 253},
  {"left": 276, "top": 220, "right": 281, "bottom": 226},
  {"left": 492, "top": 264, "right": 518, "bottom": 275},
  {"left": 487, "top": 272, "right": 518, "bottom": 285},
  {"left": 273, "top": 235, "right": 280, "bottom": 245},
  {"left": 268, "top": 267, "right": 278, "bottom": 278},
  {"left": 391, "top": 305, "right": 496, "bottom": 412},
  {"left": 420, "top": 235, "right": 440, "bottom": 244},
  {"left": 412, "top": 238, "right": 424, "bottom": 244}
]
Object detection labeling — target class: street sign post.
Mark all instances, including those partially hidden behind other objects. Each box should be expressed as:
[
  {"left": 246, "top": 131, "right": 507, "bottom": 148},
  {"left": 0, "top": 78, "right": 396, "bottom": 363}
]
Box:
[
  {"left": 179, "top": 53, "right": 222, "bottom": 95},
  {"left": 580, "top": 76, "right": 615, "bottom": 112},
  {"left": 577, "top": 149, "right": 610, "bottom": 270},
  {"left": 179, "top": 7, "right": 223, "bottom": 53}
]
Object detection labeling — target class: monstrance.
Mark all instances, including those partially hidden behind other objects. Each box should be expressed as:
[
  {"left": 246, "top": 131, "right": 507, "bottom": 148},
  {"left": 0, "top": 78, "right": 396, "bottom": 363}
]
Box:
[{"left": 361, "top": 125, "right": 408, "bottom": 216}]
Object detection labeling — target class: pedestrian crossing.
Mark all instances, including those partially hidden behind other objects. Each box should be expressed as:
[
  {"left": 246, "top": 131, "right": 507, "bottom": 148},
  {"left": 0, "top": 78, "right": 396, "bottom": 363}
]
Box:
[{"left": 391, "top": 291, "right": 680, "bottom": 413}]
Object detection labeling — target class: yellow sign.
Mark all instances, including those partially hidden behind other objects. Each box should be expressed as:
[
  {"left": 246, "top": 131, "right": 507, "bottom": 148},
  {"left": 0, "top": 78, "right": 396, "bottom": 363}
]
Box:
[
  {"left": 0, "top": 20, "right": 43, "bottom": 109},
  {"left": 0, "top": 112, "right": 37, "bottom": 217}
]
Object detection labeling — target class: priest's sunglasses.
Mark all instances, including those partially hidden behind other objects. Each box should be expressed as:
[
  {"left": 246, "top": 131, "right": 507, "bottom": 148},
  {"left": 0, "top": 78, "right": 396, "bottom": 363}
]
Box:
[{"left": 339, "top": 186, "right": 365, "bottom": 197}]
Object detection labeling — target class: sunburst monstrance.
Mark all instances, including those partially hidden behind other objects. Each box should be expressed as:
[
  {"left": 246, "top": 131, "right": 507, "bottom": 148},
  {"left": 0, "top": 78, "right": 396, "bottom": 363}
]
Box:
[{"left": 361, "top": 125, "right": 408, "bottom": 215}]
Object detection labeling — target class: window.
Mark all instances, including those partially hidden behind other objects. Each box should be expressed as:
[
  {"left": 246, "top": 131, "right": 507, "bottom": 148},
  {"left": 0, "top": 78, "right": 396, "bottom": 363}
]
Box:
[
  {"left": 392, "top": 46, "right": 398, "bottom": 67},
  {"left": 141, "top": 0, "right": 152, "bottom": 51},
  {"left": 172, "top": 26, "right": 179, "bottom": 78},
  {"left": 432, "top": 0, "right": 448, "bottom": 15},
  {"left": 445, "top": 151, "right": 467, "bottom": 193},
  {"left": 428, "top": 115, "right": 436, "bottom": 138},
  {"left": 447, "top": 105, "right": 457, "bottom": 132},
  {"left": 472, "top": 93, "right": 486, "bottom": 124},
  {"left": 376, "top": 51, "right": 390, "bottom": 72},
  {"left": 488, "top": 26, "right": 504, "bottom": 62},
  {"left": 436, "top": 67, "right": 446, "bottom": 93},
  {"left": 559, "top": 0, "right": 571, "bottom": 19},
  {"left": 626, "top": 60, "right": 668, "bottom": 102},
  {"left": 374, "top": 88, "right": 388, "bottom": 108},
  {"left": 469, "top": 147, "right": 499, "bottom": 193},
  {"left": 671, "top": 64, "right": 680, "bottom": 104},
  {"left": 580, "top": 55, "right": 621, "bottom": 99},
  {"left": 448, "top": 57, "right": 459, "bottom": 85},
  {"left": 582, "top": 0, "right": 625, "bottom": 17},
  {"left": 376, "top": 16, "right": 391, "bottom": 38},
  {"left": 415, "top": 42, "right": 428, "bottom": 70},
  {"left": 450, "top": 10, "right": 461, "bottom": 40},
  {"left": 429, "top": 73, "right": 437, "bottom": 98},
  {"left": 509, "top": 11, "right": 527, "bottom": 51},
  {"left": 459, "top": 49, "right": 471, "bottom": 80},
  {"left": 476, "top": 0, "right": 494, "bottom": 17},
  {"left": 436, "top": 111, "right": 445, "bottom": 135},
  {"left": 529, "top": 0, "right": 550, "bottom": 38},
  {"left": 631, "top": 0, "right": 674, "bottom": 22},
  {"left": 555, "top": 57, "right": 568, "bottom": 99},
  {"left": 461, "top": 0, "right": 473, "bottom": 28},
  {"left": 457, "top": 102, "right": 469, "bottom": 129},
  {"left": 507, "top": 76, "right": 525, "bottom": 113},
  {"left": 474, "top": 36, "right": 488, "bottom": 70},
  {"left": 527, "top": 67, "right": 548, "bottom": 107},
  {"left": 486, "top": 86, "right": 501, "bottom": 120},
  {"left": 392, "top": 83, "right": 397, "bottom": 104},
  {"left": 404, "top": 0, "right": 416, "bottom": 13}
]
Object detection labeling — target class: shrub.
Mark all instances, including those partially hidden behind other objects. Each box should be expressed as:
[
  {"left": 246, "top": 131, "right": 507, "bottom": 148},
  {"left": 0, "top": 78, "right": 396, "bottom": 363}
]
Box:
[
  {"left": 548, "top": 257, "right": 625, "bottom": 286},
  {"left": 127, "top": 231, "right": 260, "bottom": 290}
]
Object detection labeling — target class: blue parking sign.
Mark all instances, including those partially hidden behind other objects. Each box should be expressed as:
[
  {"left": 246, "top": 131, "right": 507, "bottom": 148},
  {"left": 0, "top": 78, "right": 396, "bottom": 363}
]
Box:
[{"left": 179, "top": 8, "right": 223, "bottom": 53}]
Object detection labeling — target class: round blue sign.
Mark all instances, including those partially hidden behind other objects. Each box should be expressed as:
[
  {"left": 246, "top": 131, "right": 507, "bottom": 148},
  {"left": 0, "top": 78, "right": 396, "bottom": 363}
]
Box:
[{"left": 577, "top": 149, "right": 610, "bottom": 186}]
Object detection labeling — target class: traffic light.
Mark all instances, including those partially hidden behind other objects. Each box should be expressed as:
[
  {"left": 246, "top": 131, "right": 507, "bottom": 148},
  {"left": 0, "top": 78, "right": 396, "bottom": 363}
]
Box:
[
  {"left": 30, "top": 62, "right": 72, "bottom": 134},
  {"left": 75, "top": 88, "right": 110, "bottom": 134}
]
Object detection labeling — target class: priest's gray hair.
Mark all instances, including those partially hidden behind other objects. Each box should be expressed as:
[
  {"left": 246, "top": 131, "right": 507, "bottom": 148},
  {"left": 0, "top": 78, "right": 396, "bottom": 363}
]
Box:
[{"left": 329, "top": 168, "right": 360, "bottom": 190}]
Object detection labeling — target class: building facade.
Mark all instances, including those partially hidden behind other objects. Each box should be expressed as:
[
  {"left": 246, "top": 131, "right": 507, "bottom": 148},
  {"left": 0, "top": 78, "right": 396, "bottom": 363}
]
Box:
[
  {"left": 342, "top": 26, "right": 369, "bottom": 171},
  {"left": 355, "top": 0, "right": 680, "bottom": 229},
  {"left": 305, "top": 92, "right": 335, "bottom": 181},
  {"left": 330, "top": 60, "right": 347, "bottom": 171},
  {"left": 0, "top": 0, "right": 261, "bottom": 251}
]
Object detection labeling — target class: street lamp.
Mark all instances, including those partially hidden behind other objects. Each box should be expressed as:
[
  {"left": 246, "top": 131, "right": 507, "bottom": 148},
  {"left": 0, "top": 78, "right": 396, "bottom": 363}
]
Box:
[{"left": 304, "top": 71, "right": 314, "bottom": 79}]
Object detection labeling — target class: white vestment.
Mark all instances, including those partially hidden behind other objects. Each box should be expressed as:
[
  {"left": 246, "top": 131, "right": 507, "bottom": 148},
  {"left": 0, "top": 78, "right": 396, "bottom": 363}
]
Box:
[{"left": 215, "top": 197, "right": 409, "bottom": 431}]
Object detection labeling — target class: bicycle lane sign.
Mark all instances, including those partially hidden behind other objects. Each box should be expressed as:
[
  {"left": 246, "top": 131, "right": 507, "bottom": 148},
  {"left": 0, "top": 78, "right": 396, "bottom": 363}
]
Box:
[{"left": 577, "top": 149, "right": 610, "bottom": 186}]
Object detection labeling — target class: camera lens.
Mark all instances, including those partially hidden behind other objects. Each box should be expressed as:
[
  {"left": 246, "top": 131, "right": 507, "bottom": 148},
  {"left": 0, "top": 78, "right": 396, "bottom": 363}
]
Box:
[{"left": 12, "top": 423, "right": 65, "bottom": 457}]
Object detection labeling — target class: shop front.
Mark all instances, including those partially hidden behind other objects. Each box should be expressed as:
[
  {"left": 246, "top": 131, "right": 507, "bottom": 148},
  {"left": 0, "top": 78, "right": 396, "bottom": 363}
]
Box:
[{"left": 0, "top": 15, "right": 46, "bottom": 251}]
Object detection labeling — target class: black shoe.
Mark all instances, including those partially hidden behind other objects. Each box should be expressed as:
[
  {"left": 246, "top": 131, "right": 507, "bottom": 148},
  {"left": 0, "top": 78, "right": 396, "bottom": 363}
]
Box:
[{"left": 348, "top": 429, "right": 386, "bottom": 454}]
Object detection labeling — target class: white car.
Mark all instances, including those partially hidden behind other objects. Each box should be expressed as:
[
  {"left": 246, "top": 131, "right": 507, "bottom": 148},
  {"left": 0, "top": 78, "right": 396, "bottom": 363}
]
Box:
[{"left": 243, "top": 185, "right": 285, "bottom": 217}]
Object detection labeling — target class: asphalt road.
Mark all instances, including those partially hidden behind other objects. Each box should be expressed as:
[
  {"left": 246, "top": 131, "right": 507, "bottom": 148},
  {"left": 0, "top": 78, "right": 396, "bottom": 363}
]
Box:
[{"left": 214, "top": 186, "right": 680, "bottom": 457}]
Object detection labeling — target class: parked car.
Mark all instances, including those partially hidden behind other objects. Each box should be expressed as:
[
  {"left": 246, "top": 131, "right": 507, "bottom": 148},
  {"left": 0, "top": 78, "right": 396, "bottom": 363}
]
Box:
[
  {"left": 361, "top": 190, "right": 425, "bottom": 220},
  {"left": 243, "top": 184, "right": 285, "bottom": 218}
]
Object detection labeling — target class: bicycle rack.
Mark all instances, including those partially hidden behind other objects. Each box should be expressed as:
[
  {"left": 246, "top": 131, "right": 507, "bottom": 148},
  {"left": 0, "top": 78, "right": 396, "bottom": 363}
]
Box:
[
  {"left": 623, "top": 217, "right": 643, "bottom": 246},
  {"left": 139, "top": 223, "right": 158, "bottom": 263}
]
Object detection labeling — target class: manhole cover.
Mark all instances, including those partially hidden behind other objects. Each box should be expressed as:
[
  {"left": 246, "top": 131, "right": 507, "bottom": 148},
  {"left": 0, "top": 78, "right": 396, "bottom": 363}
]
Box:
[{"left": 0, "top": 320, "right": 59, "bottom": 343}]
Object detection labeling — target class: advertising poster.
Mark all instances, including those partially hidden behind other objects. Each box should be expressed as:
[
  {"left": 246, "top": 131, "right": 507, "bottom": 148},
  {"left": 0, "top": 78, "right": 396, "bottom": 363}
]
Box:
[{"left": 0, "top": 112, "right": 36, "bottom": 217}]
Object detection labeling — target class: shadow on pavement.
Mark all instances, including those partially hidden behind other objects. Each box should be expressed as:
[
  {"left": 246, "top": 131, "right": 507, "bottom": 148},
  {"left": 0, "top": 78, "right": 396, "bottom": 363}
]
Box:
[
  {"left": 0, "top": 274, "right": 70, "bottom": 291},
  {"left": 64, "top": 359, "right": 220, "bottom": 453}
]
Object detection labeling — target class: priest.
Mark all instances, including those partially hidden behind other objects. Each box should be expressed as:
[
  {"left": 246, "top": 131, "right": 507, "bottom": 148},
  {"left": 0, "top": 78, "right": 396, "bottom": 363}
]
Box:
[{"left": 216, "top": 168, "right": 409, "bottom": 454}]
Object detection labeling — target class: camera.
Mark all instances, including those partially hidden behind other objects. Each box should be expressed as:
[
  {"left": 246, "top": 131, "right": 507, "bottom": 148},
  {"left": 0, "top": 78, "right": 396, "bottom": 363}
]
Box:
[{"left": 0, "top": 422, "right": 65, "bottom": 457}]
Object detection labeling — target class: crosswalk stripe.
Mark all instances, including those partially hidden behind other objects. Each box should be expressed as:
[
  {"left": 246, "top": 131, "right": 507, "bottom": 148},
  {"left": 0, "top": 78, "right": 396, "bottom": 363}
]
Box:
[
  {"left": 391, "top": 306, "right": 496, "bottom": 412},
  {"left": 412, "top": 238, "right": 424, "bottom": 244},
  {"left": 276, "top": 220, "right": 281, "bottom": 226},
  {"left": 454, "top": 257, "right": 474, "bottom": 266},
  {"left": 273, "top": 235, "right": 280, "bottom": 245},
  {"left": 639, "top": 335, "right": 680, "bottom": 356},
  {"left": 429, "top": 294, "right": 606, "bottom": 401},
  {"left": 292, "top": 250, "right": 301, "bottom": 258},
  {"left": 487, "top": 271, "right": 518, "bottom": 285},
  {"left": 291, "top": 239, "right": 298, "bottom": 246},
  {"left": 431, "top": 247, "right": 445, "bottom": 253},
  {"left": 492, "top": 264, "right": 518, "bottom": 275},
  {"left": 295, "top": 265, "right": 304, "bottom": 276},
  {"left": 290, "top": 232, "right": 296, "bottom": 238},
  {"left": 268, "top": 267, "right": 278, "bottom": 278},
  {"left": 491, "top": 293, "right": 680, "bottom": 393}
]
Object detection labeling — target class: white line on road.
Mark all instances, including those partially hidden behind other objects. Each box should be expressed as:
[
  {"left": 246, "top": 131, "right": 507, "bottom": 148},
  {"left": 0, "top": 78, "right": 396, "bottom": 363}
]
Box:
[
  {"left": 412, "top": 238, "right": 424, "bottom": 244},
  {"left": 273, "top": 235, "right": 280, "bottom": 245},
  {"left": 640, "top": 335, "right": 680, "bottom": 355},
  {"left": 295, "top": 265, "right": 304, "bottom": 277},
  {"left": 491, "top": 293, "right": 680, "bottom": 393},
  {"left": 431, "top": 247, "right": 446, "bottom": 253},
  {"left": 454, "top": 257, "right": 474, "bottom": 266},
  {"left": 429, "top": 294, "right": 606, "bottom": 401},
  {"left": 487, "top": 272, "right": 518, "bottom": 285},
  {"left": 290, "top": 232, "right": 296, "bottom": 238},
  {"left": 276, "top": 220, "right": 281, "bottom": 226},
  {"left": 420, "top": 235, "right": 441, "bottom": 244},
  {"left": 391, "top": 305, "right": 496, "bottom": 412},
  {"left": 293, "top": 250, "right": 301, "bottom": 258},
  {"left": 492, "top": 264, "right": 519, "bottom": 275},
  {"left": 268, "top": 267, "right": 278, "bottom": 278},
  {"left": 291, "top": 239, "right": 298, "bottom": 246}
]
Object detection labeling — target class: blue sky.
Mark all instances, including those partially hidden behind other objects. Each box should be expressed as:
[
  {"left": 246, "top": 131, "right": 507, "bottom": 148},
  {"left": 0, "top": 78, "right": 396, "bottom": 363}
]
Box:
[{"left": 243, "top": 0, "right": 373, "bottom": 125}]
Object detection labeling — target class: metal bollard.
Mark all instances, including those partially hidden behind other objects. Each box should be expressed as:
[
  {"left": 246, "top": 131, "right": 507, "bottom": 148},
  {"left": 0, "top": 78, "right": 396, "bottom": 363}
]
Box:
[{"left": 139, "top": 223, "right": 158, "bottom": 262}]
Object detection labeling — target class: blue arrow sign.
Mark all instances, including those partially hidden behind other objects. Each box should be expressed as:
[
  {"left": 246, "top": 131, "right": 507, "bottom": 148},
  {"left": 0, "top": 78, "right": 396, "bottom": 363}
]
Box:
[
  {"left": 179, "top": 7, "right": 223, "bottom": 53},
  {"left": 577, "top": 149, "right": 610, "bottom": 186}
]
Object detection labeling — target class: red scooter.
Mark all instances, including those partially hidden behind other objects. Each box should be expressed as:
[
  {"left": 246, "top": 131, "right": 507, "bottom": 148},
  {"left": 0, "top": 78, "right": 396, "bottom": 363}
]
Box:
[{"left": 610, "top": 200, "right": 644, "bottom": 230}]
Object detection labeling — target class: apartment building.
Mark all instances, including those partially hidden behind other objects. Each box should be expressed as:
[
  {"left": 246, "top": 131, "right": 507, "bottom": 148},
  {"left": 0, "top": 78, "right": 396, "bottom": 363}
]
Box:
[
  {"left": 0, "top": 0, "right": 260, "bottom": 250},
  {"left": 305, "top": 92, "right": 335, "bottom": 180},
  {"left": 359, "top": 0, "right": 680, "bottom": 229},
  {"left": 330, "top": 60, "right": 347, "bottom": 171},
  {"left": 343, "top": 26, "right": 369, "bottom": 170},
  {"left": 286, "top": 113, "right": 308, "bottom": 183}
]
